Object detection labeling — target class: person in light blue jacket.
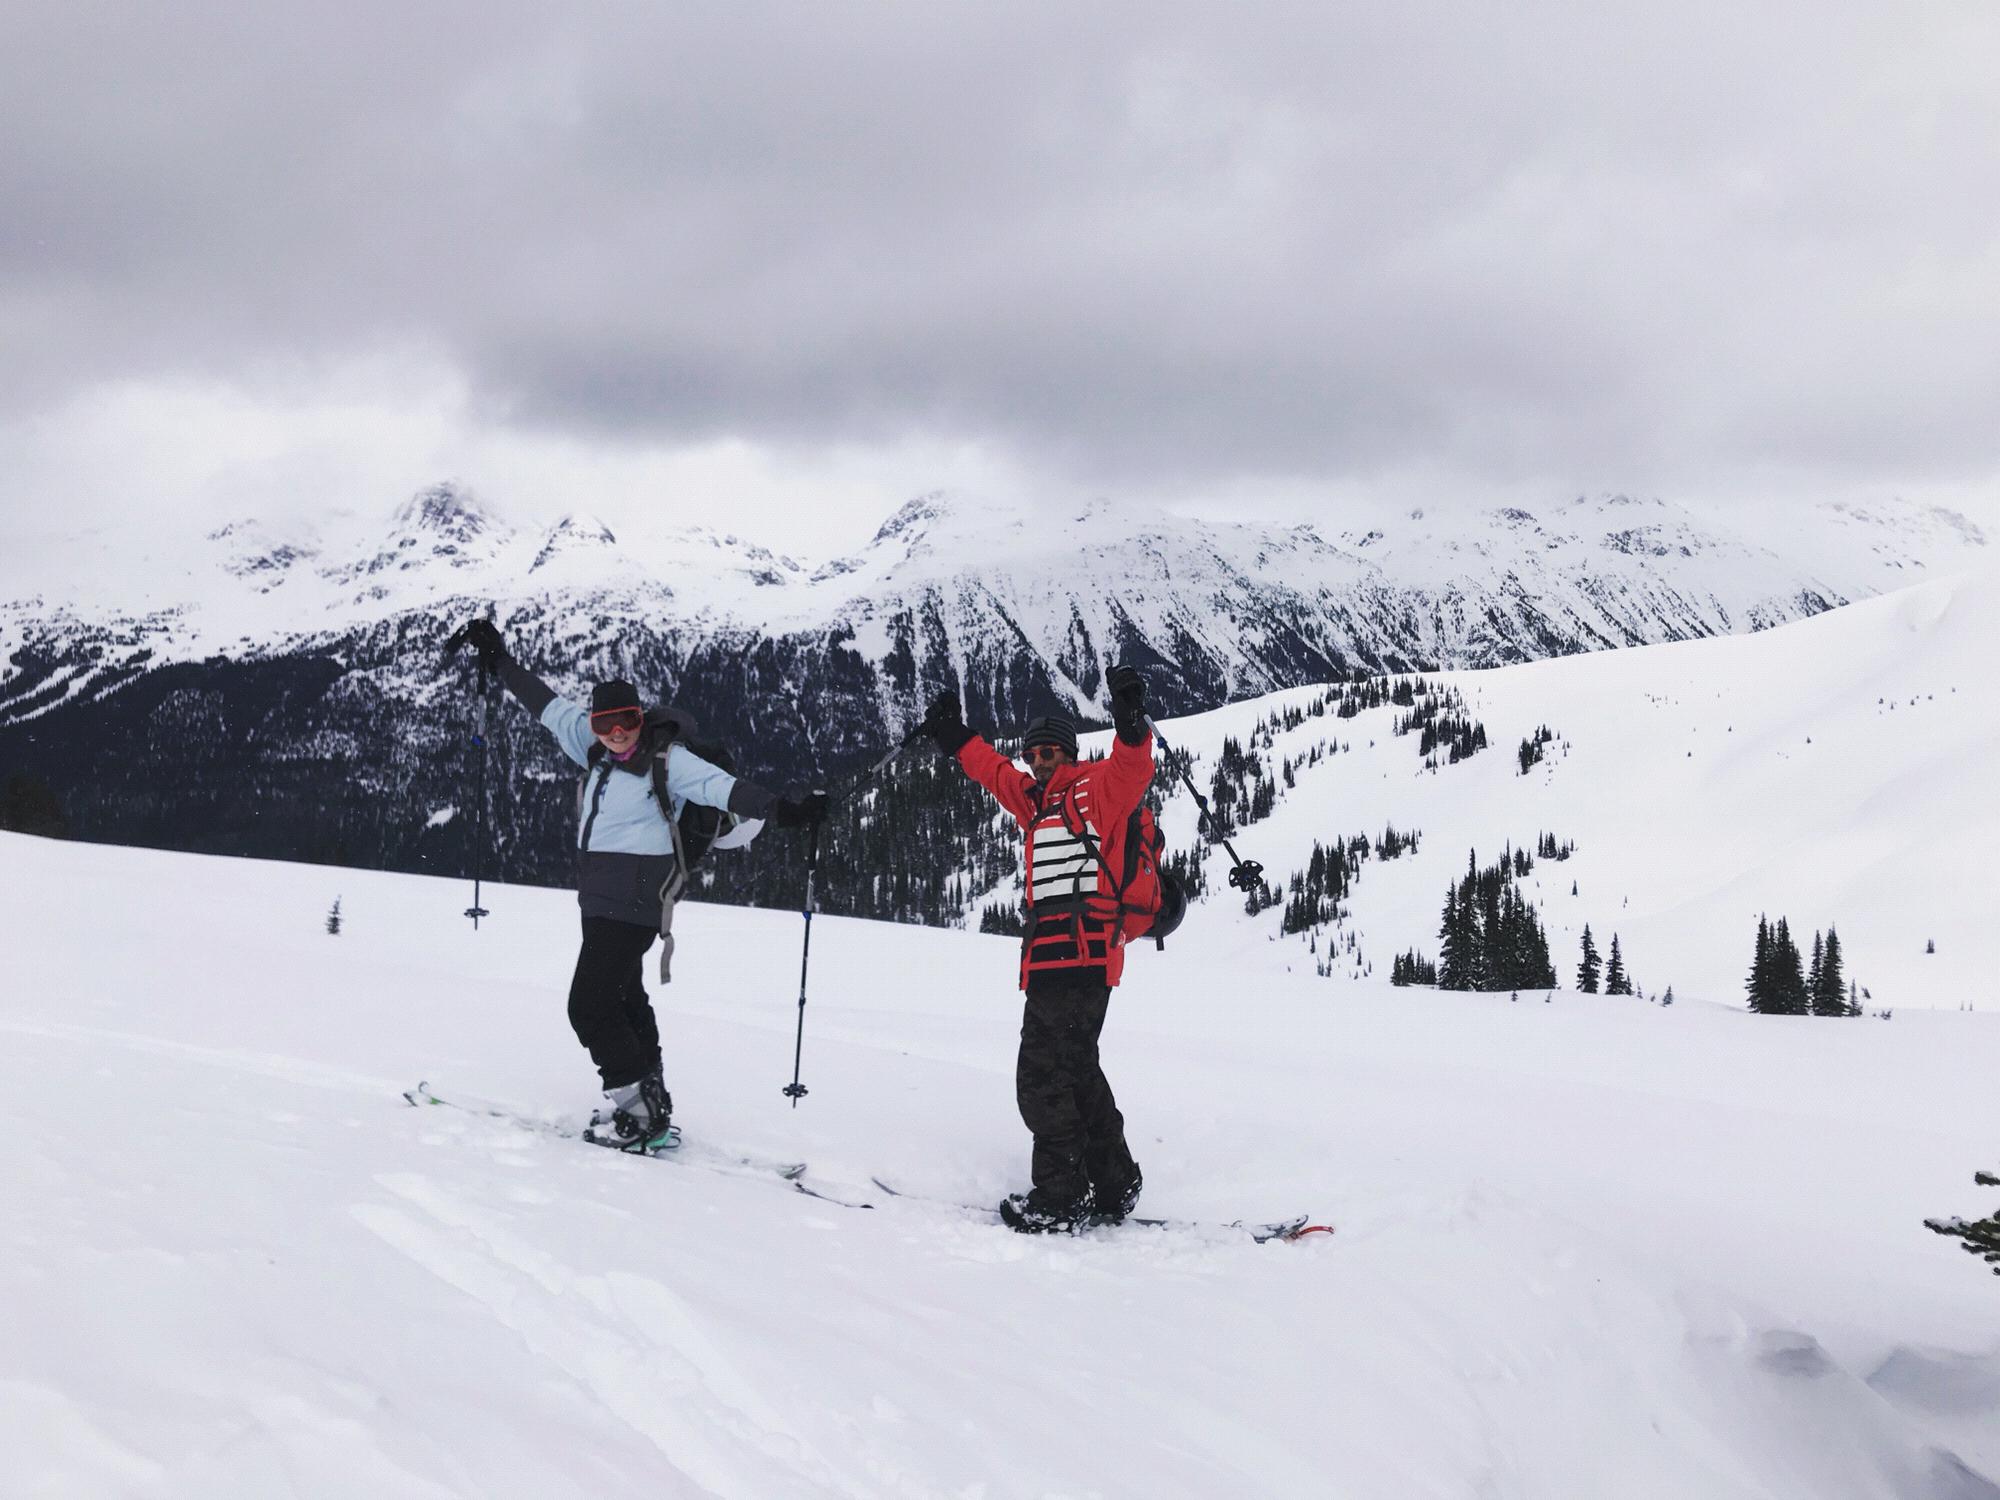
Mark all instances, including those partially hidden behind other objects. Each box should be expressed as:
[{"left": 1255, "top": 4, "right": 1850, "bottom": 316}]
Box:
[{"left": 462, "top": 618, "right": 825, "bottom": 1149}]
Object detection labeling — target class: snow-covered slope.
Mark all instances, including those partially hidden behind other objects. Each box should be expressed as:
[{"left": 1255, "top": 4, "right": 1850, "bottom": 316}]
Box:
[
  {"left": 4, "top": 828, "right": 1997, "bottom": 1499},
  {"left": 1109, "top": 562, "right": 2000, "bottom": 1015}
]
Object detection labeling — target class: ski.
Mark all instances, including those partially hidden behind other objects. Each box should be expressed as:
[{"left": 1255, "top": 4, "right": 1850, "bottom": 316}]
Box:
[
  {"left": 404, "top": 1080, "right": 814, "bottom": 1186},
  {"left": 790, "top": 1180, "right": 876, "bottom": 1211},
  {"left": 868, "top": 1178, "right": 1331, "bottom": 1244}
]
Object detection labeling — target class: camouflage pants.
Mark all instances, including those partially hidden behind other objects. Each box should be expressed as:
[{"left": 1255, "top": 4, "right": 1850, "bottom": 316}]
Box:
[{"left": 1016, "top": 968, "right": 1136, "bottom": 1202}]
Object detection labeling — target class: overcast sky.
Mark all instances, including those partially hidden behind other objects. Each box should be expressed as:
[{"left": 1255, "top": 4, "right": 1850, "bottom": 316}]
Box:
[{"left": 4, "top": 2, "right": 1997, "bottom": 565}]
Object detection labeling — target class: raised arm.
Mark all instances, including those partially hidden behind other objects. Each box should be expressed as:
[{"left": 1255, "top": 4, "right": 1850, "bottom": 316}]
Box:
[
  {"left": 1088, "top": 664, "right": 1158, "bottom": 823},
  {"left": 450, "top": 620, "right": 588, "bottom": 764},
  {"left": 461, "top": 619, "right": 595, "bottom": 766},
  {"left": 918, "top": 690, "right": 1035, "bottom": 824},
  {"left": 955, "top": 735, "right": 1038, "bottom": 824}
]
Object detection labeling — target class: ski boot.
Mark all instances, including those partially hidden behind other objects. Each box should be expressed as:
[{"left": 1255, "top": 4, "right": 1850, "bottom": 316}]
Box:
[
  {"left": 585, "top": 1069, "right": 678, "bottom": 1153},
  {"left": 1091, "top": 1163, "right": 1144, "bottom": 1225},
  {"left": 999, "top": 1186, "right": 1092, "bottom": 1235}
]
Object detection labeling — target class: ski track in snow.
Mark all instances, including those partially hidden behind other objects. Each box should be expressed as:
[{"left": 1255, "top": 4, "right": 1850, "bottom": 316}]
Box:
[{"left": 351, "top": 1174, "right": 872, "bottom": 1500}]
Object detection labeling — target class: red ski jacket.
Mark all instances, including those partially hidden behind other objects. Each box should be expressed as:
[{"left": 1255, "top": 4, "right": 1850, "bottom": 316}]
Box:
[{"left": 955, "top": 730, "right": 1156, "bottom": 988}]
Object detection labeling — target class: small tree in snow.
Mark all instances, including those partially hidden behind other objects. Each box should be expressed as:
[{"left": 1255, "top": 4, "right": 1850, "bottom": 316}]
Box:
[
  {"left": 1604, "top": 934, "right": 1632, "bottom": 995},
  {"left": 1811, "top": 926, "right": 1849, "bottom": 1016},
  {"left": 1926, "top": 1170, "right": 2000, "bottom": 1277},
  {"left": 326, "top": 897, "right": 343, "bottom": 936},
  {"left": 1576, "top": 925, "right": 1601, "bottom": 993}
]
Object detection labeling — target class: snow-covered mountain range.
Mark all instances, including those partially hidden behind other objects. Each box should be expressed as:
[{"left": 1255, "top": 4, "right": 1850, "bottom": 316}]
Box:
[
  {"left": 0, "top": 484, "right": 1986, "bottom": 901},
  {"left": 1, "top": 484, "right": 1986, "bottom": 742}
]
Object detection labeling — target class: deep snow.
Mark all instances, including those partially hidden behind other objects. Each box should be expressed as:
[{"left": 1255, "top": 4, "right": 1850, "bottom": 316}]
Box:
[{"left": 3, "top": 829, "right": 1997, "bottom": 1499}]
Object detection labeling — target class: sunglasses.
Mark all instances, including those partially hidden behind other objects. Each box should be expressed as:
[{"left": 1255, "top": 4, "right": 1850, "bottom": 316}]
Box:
[
  {"left": 590, "top": 709, "right": 644, "bottom": 735},
  {"left": 1024, "top": 744, "right": 1068, "bottom": 763}
]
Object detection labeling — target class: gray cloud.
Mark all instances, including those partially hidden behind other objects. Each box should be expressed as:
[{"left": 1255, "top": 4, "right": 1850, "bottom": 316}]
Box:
[{"left": 4, "top": 1, "right": 1998, "bottom": 509}]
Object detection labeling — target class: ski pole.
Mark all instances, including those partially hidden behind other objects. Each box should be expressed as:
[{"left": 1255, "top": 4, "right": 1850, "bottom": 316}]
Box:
[
  {"left": 464, "top": 657, "right": 493, "bottom": 927},
  {"left": 777, "top": 723, "right": 927, "bottom": 1105},
  {"left": 832, "top": 723, "right": 928, "bottom": 798},
  {"left": 782, "top": 812, "right": 822, "bottom": 1106},
  {"left": 440, "top": 620, "right": 495, "bottom": 928},
  {"left": 1145, "top": 716, "right": 1265, "bottom": 893}
]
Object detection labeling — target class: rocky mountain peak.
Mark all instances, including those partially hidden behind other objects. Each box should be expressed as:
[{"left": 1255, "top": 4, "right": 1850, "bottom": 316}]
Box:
[
  {"left": 392, "top": 483, "right": 494, "bottom": 544},
  {"left": 871, "top": 491, "right": 953, "bottom": 547},
  {"left": 371, "top": 484, "right": 505, "bottom": 575},
  {"left": 530, "top": 513, "right": 619, "bottom": 573}
]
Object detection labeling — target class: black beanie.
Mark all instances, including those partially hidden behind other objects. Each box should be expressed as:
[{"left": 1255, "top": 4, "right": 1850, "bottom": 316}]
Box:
[
  {"left": 1021, "top": 713, "right": 1078, "bottom": 757},
  {"left": 590, "top": 680, "right": 643, "bottom": 715}
]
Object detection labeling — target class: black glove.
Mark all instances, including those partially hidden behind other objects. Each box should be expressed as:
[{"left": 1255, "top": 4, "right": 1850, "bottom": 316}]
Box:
[
  {"left": 464, "top": 618, "right": 508, "bottom": 672},
  {"left": 770, "top": 790, "right": 830, "bottom": 830},
  {"left": 1106, "top": 664, "right": 1147, "bottom": 742},
  {"left": 918, "top": 691, "right": 974, "bottom": 755}
]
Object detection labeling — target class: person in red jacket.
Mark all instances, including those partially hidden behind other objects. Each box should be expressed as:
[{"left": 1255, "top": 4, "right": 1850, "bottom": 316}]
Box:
[{"left": 920, "top": 665, "right": 1154, "bottom": 1233}]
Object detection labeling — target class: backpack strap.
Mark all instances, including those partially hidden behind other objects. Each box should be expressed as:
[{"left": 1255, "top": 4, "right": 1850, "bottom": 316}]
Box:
[
  {"left": 650, "top": 746, "right": 672, "bottom": 827},
  {"left": 1057, "top": 787, "right": 1131, "bottom": 945},
  {"left": 654, "top": 807, "right": 690, "bottom": 984},
  {"left": 1061, "top": 790, "right": 1173, "bottom": 951}
]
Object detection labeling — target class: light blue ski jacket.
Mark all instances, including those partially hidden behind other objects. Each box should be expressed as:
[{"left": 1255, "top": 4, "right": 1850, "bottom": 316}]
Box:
[
  {"left": 539, "top": 696, "right": 737, "bottom": 856},
  {"left": 491, "top": 654, "right": 767, "bottom": 927}
]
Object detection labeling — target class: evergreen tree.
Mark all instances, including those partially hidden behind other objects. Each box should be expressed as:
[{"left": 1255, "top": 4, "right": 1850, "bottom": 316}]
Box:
[
  {"left": 1925, "top": 1169, "right": 2000, "bottom": 1277},
  {"left": 1488, "top": 887, "right": 1520, "bottom": 988},
  {"left": 1434, "top": 848, "right": 1554, "bottom": 991},
  {"left": 1808, "top": 930, "right": 1824, "bottom": 1001},
  {"left": 978, "top": 902, "right": 1025, "bottom": 936},
  {"left": 1390, "top": 948, "right": 1438, "bottom": 986},
  {"left": 1515, "top": 899, "right": 1555, "bottom": 988},
  {"left": 1771, "top": 918, "right": 1810, "bottom": 1015},
  {"left": 1, "top": 772, "right": 69, "bottom": 837},
  {"left": 1474, "top": 866, "right": 1501, "bottom": 989},
  {"left": 1577, "top": 924, "right": 1602, "bottom": 993},
  {"left": 325, "top": 897, "right": 343, "bottom": 936},
  {"left": 1530, "top": 918, "right": 1556, "bottom": 988},
  {"left": 1747, "top": 914, "right": 1773, "bottom": 1012},
  {"left": 1438, "top": 886, "right": 1473, "bottom": 990},
  {"left": 1812, "top": 925, "right": 1849, "bottom": 1016},
  {"left": 1604, "top": 934, "right": 1632, "bottom": 995}
]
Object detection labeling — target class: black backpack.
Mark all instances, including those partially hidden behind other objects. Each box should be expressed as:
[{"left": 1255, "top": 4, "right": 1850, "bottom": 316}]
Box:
[{"left": 583, "top": 704, "right": 758, "bottom": 872}]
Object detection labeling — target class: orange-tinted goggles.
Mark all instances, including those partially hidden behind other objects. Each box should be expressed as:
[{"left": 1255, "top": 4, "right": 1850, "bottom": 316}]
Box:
[{"left": 590, "top": 708, "right": 644, "bottom": 735}]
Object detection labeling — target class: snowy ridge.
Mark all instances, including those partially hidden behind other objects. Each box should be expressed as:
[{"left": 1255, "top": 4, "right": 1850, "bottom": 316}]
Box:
[{"left": 0, "top": 485, "right": 1986, "bottom": 736}]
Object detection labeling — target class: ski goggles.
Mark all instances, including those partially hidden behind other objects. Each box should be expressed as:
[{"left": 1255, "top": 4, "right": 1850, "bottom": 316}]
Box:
[{"left": 590, "top": 708, "right": 644, "bottom": 735}]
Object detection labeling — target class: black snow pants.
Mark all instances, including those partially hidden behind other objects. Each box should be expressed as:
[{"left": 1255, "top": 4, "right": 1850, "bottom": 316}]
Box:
[
  {"left": 568, "top": 915, "right": 662, "bottom": 1090},
  {"left": 1016, "top": 967, "right": 1137, "bottom": 1204}
]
